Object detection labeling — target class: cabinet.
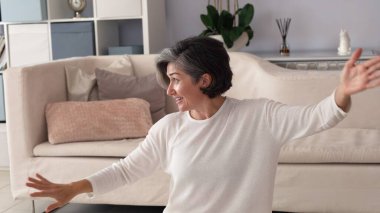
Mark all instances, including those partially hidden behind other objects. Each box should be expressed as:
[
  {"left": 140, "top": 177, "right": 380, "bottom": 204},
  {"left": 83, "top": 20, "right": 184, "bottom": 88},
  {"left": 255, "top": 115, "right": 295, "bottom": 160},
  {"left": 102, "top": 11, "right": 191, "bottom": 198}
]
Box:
[{"left": 0, "top": 0, "right": 166, "bottom": 68}]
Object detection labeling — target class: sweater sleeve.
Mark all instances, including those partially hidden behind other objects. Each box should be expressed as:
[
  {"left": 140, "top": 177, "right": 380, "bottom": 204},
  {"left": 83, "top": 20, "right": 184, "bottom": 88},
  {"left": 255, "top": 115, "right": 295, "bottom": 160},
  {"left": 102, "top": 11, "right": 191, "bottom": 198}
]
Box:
[
  {"left": 85, "top": 127, "right": 164, "bottom": 196},
  {"left": 265, "top": 90, "right": 348, "bottom": 145}
]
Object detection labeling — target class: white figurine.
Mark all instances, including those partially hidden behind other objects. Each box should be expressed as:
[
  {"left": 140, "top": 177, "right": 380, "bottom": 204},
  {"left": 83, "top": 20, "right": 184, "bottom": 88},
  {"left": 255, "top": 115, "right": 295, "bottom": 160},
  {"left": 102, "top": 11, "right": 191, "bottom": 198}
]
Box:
[{"left": 337, "top": 29, "right": 351, "bottom": 56}]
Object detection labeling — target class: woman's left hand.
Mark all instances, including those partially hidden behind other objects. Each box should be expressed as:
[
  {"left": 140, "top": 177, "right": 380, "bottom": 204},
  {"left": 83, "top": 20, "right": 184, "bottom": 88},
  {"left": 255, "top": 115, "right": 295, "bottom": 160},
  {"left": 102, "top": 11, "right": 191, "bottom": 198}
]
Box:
[
  {"left": 335, "top": 48, "right": 380, "bottom": 111},
  {"left": 340, "top": 48, "right": 380, "bottom": 95}
]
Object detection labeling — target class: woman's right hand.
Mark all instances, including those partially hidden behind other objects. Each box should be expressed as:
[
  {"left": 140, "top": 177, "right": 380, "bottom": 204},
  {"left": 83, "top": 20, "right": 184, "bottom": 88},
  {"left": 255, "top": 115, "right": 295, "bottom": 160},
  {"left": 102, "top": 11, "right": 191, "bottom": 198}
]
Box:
[{"left": 26, "top": 173, "right": 93, "bottom": 213}]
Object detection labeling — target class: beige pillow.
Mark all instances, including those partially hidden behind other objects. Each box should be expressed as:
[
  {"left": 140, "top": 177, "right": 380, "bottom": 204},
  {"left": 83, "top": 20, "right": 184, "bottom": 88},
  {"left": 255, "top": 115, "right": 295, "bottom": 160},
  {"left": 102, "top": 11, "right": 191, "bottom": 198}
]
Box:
[
  {"left": 65, "top": 56, "right": 135, "bottom": 101},
  {"left": 65, "top": 65, "right": 97, "bottom": 101},
  {"left": 46, "top": 98, "right": 152, "bottom": 144}
]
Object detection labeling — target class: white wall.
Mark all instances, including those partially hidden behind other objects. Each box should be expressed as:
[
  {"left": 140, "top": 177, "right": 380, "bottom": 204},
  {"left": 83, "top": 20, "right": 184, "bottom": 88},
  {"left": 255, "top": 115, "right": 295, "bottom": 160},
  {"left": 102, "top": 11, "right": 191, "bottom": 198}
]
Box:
[{"left": 165, "top": 0, "right": 380, "bottom": 52}]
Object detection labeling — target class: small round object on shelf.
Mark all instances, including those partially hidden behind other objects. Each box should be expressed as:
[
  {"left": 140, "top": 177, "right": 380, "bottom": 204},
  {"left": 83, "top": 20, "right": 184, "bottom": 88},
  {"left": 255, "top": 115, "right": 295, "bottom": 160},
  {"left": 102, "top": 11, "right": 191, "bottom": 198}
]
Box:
[{"left": 68, "top": 0, "right": 87, "bottom": 18}]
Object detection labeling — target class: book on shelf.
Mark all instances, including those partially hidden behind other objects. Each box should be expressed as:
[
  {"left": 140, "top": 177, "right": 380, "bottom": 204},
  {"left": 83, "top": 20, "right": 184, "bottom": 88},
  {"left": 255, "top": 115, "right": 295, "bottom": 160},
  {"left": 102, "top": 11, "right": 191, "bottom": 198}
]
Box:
[
  {"left": 0, "top": 36, "right": 7, "bottom": 71},
  {"left": 0, "top": 36, "right": 5, "bottom": 56}
]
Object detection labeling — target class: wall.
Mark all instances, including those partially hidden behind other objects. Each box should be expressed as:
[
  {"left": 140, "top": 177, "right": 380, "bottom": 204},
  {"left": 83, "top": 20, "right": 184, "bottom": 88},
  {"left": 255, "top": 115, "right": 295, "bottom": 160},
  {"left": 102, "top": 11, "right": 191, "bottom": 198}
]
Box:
[{"left": 165, "top": 0, "right": 380, "bottom": 53}]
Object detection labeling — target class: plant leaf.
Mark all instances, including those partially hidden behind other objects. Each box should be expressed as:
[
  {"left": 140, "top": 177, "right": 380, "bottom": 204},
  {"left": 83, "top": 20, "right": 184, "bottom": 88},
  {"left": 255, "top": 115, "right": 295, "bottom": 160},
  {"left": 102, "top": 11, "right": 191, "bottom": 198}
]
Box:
[
  {"left": 245, "top": 26, "right": 254, "bottom": 40},
  {"left": 230, "top": 26, "right": 244, "bottom": 41},
  {"left": 218, "top": 10, "right": 234, "bottom": 32},
  {"left": 206, "top": 5, "right": 219, "bottom": 28},
  {"left": 244, "top": 26, "right": 254, "bottom": 46},
  {"left": 221, "top": 31, "right": 233, "bottom": 48},
  {"left": 201, "top": 14, "right": 213, "bottom": 29},
  {"left": 238, "top": 3, "right": 254, "bottom": 27}
]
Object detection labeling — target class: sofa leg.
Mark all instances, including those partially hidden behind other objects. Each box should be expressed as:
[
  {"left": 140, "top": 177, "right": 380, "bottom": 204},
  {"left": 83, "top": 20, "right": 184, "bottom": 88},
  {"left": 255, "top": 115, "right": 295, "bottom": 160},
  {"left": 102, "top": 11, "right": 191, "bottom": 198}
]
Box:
[{"left": 32, "top": 200, "right": 36, "bottom": 213}]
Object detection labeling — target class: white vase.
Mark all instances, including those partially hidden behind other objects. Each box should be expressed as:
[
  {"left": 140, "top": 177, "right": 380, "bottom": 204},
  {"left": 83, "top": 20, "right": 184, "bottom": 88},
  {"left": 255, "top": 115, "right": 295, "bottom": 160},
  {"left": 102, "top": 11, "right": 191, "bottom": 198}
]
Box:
[{"left": 209, "top": 32, "right": 249, "bottom": 52}]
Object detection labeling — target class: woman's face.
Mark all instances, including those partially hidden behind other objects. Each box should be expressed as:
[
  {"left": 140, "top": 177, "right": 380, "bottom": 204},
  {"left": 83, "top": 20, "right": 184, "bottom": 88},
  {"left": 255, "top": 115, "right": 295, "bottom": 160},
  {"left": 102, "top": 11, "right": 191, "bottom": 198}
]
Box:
[{"left": 166, "top": 63, "right": 206, "bottom": 112}]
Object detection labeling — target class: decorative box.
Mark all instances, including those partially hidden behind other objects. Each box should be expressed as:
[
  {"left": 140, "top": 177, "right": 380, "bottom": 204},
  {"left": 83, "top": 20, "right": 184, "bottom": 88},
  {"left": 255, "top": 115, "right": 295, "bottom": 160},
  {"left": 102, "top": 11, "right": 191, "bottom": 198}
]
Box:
[
  {"left": 108, "top": 45, "right": 144, "bottom": 55},
  {"left": 51, "top": 22, "right": 95, "bottom": 60}
]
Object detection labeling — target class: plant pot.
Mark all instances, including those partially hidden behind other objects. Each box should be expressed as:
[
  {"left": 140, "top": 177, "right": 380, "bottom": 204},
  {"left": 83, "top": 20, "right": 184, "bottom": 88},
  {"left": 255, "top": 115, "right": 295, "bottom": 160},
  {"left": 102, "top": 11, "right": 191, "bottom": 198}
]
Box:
[{"left": 209, "top": 32, "right": 249, "bottom": 52}]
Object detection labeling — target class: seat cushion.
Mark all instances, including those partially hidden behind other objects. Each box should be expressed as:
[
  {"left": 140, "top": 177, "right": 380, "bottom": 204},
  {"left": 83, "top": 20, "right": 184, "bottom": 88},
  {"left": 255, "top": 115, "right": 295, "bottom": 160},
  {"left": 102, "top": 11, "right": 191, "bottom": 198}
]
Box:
[
  {"left": 279, "top": 128, "right": 380, "bottom": 163},
  {"left": 33, "top": 138, "right": 144, "bottom": 157},
  {"left": 35, "top": 128, "right": 380, "bottom": 163}
]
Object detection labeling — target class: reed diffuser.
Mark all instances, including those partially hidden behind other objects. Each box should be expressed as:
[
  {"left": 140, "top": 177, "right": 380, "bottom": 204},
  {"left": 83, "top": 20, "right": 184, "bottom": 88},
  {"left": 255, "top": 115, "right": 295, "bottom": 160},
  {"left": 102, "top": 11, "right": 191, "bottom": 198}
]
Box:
[{"left": 276, "top": 18, "right": 291, "bottom": 56}]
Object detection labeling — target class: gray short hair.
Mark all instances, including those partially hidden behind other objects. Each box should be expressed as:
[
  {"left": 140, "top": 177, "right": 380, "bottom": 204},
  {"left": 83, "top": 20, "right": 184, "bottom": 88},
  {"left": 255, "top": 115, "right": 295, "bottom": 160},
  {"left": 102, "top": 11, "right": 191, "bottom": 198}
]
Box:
[{"left": 155, "top": 36, "right": 233, "bottom": 98}]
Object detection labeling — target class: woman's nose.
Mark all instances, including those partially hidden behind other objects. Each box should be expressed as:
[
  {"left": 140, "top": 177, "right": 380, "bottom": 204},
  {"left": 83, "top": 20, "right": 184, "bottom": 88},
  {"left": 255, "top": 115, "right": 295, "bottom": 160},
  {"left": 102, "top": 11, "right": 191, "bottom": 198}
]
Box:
[{"left": 167, "top": 83, "right": 175, "bottom": 96}]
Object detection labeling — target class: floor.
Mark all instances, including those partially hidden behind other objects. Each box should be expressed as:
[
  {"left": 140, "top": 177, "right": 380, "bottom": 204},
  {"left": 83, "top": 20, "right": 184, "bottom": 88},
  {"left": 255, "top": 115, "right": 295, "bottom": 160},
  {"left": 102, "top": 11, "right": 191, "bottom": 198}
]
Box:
[{"left": 0, "top": 170, "right": 291, "bottom": 213}]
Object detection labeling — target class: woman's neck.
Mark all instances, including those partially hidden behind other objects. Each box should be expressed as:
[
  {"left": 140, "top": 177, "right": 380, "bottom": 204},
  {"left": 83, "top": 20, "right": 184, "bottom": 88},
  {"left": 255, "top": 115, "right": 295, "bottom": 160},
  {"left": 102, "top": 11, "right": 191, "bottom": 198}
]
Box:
[{"left": 189, "top": 96, "right": 226, "bottom": 120}]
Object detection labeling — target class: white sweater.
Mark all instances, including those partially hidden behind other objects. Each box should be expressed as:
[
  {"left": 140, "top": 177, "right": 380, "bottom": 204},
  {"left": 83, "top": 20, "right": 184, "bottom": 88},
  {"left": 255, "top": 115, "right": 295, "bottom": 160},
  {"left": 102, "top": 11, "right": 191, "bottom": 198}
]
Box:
[{"left": 87, "top": 93, "right": 347, "bottom": 213}]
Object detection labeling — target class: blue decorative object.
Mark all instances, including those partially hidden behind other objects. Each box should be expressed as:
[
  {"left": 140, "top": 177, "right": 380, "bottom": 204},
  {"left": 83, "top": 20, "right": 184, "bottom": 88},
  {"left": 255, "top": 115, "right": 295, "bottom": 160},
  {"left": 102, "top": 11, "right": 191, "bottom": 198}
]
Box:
[{"left": 0, "top": 0, "right": 47, "bottom": 22}]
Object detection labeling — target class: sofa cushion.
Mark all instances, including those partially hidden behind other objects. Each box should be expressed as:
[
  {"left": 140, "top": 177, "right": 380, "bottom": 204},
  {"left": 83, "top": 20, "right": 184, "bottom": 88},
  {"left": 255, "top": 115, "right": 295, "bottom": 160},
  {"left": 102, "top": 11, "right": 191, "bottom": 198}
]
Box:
[
  {"left": 65, "top": 65, "right": 97, "bottom": 101},
  {"left": 46, "top": 98, "right": 152, "bottom": 144},
  {"left": 279, "top": 128, "right": 380, "bottom": 163},
  {"left": 35, "top": 128, "right": 380, "bottom": 162},
  {"left": 65, "top": 56, "right": 135, "bottom": 101},
  {"left": 95, "top": 69, "right": 166, "bottom": 122},
  {"left": 33, "top": 138, "right": 144, "bottom": 157}
]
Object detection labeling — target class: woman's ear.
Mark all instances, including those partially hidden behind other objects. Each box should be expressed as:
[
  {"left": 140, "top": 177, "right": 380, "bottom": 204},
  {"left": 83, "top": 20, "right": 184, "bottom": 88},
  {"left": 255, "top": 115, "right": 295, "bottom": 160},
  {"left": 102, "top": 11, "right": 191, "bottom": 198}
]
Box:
[{"left": 200, "top": 73, "right": 212, "bottom": 88}]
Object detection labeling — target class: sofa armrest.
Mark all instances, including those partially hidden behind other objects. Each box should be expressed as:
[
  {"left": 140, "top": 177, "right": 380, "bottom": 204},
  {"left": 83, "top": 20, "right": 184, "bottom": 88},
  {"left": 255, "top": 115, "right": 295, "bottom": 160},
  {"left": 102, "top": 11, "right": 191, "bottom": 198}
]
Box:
[{"left": 4, "top": 62, "right": 67, "bottom": 161}]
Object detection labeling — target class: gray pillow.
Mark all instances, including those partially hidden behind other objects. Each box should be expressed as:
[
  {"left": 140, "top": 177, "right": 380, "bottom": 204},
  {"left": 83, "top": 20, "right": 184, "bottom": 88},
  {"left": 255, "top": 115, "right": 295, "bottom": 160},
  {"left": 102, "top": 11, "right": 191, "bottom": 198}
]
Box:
[
  {"left": 65, "top": 56, "right": 134, "bottom": 101},
  {"left": 95, "top": 68, "right": 166, "bottom": 122}
]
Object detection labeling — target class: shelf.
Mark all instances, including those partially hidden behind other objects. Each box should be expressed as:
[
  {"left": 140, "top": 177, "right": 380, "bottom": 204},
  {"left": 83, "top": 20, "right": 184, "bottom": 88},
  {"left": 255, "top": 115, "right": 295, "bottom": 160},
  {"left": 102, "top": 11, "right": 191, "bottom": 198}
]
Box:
[
  {"left": 253, "top": 50, "right": 376, "bottom": 71},
  {"left": 96, "top": 16, "right": 143, "bottom": 21},
  {"left": 254, "top": 50, "right": 375, "bottom": 62},
  {"left": 49, "top": 18, "right": 95, "bottom": 23}
]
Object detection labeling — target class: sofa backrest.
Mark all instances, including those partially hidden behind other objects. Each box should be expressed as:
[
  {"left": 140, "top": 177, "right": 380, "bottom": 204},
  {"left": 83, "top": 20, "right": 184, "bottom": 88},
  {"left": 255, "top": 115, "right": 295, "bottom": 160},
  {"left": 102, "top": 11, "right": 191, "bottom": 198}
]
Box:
[{"left": 226, "top": 52, "right": 380, "bottom": 130}]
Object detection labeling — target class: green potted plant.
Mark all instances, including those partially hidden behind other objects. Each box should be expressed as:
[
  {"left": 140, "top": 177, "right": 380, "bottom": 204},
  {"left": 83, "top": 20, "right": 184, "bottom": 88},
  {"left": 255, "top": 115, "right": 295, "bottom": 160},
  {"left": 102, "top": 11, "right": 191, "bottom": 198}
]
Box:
[{"left": 200, "top": 0, "right": 254, "bottom": 50}]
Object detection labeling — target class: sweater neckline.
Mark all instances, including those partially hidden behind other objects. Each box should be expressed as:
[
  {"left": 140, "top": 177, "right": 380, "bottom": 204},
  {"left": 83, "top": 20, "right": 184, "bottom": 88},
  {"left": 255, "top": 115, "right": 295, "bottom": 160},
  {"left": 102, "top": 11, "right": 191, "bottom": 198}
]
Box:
[{"left": 186, "top": 97, "right": 229, "bottom": 123}]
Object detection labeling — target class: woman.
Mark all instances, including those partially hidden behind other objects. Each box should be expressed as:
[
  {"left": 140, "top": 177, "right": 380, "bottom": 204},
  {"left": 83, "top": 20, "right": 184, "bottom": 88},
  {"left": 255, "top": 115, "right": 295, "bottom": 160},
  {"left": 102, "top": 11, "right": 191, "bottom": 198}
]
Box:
[{"left": 27, "top": 37, "right": 380, "bottom": 213}]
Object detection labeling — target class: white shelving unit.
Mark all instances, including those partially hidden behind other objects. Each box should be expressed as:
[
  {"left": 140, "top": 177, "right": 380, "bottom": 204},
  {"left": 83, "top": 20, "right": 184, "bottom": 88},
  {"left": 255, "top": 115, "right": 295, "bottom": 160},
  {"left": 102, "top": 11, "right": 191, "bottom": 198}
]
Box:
[{"left": 1, "top": 0, "right": 167, "bottom": 68}]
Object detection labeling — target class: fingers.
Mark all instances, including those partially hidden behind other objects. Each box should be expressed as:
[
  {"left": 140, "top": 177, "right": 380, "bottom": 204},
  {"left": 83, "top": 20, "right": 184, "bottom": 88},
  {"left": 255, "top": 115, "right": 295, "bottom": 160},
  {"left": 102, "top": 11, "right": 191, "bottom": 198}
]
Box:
[
  {"left": 350, "top": 48, "right": 363, "bottom": 61},
  {"left": 26, "top": 181, "right": 51, "bottom": 191},
  {"left": 36, "top": 173, "right": 52, "bottom": 184},
  {"left": 360, "top": 55, "right": 380, "bottom": 69},
  {"left": 367, "top": 62, "right": 380, "bottom": 77},
  {"left": 30, "top": 190, "right": 53, "bottom": 198},
  {"left": 369, "top": 69, "right": 380, "bottom": 80},
  {"left": 27, "top": 174, "right": 53, "bottom": 187},
  {"left": 26, "top": 175, "right": 53, "bottom": 191},
  {"left": 346, "top": 48, "right": 363, "bottom": 67},
  {"left": 367, "top": 71, "right": 380, "bottom": 88},
  {"left": 46, "top": 202, "right": 62, "bottom": 213}
]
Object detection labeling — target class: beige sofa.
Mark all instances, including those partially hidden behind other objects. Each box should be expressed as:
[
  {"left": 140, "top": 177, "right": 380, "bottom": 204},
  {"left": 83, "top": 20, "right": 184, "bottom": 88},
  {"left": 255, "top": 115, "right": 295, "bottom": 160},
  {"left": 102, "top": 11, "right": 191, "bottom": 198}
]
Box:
[{"left": 4, "top": 52, "right": 380, "bottom": 213}]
